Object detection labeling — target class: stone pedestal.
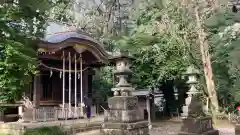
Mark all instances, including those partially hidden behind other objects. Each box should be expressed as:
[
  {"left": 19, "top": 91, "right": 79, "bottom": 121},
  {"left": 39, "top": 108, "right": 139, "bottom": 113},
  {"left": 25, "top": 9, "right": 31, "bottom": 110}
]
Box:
[
  {"left": 106, "top": 96, "right": 143, "bottom": 122},
  {"left": 101, "top": 121, "right": 149, "bottom": 135},
  {"left": 235, "top": 124, "right": 240, "bottom": 135},
  {"left": 101, "top": 96, "right": 149, "bottom": 135},
  {"left": 179, "top": 117, "right": 218, "bottom": 135},
  {"left": 101, "top": 54, "right": 149, "bottom": 135}
]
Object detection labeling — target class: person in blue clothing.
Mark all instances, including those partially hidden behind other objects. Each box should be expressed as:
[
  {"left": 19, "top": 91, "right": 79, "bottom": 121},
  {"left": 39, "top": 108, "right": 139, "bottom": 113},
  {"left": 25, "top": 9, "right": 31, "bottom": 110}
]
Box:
[{"left": 84, "top": 96, "right": 91, "bottom": 122}]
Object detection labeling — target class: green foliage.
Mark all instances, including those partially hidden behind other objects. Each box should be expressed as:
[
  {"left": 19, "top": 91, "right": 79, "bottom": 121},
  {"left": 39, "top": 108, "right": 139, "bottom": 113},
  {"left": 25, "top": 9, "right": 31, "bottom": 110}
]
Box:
[
  {"left": 205, "top": 7, "right": 240, "bottom": 112},
  {"left": 116, "top": 0, "right": 192, "bottom": 88},
  {"left": 92, "top": 66, "right": 113, "bottom": 104},
  {"left": 0, "top": 0, "right": 70, "bottom": 103},
  {"left": 0, "top": 40, "right": 37, "bottom": 102},
  {"left": 24, "top": 126, "right": 65, "bottom": 135}
]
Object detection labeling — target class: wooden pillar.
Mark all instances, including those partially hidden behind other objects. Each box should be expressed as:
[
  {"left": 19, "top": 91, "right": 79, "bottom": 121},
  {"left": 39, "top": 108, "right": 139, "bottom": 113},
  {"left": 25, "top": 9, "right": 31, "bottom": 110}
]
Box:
[
  {"left": 18, "top": 105, "right": 23, "bottom": 122},
  {"left": 33, "top": 74, "right": 41, "bottom": 108},
  {"left": 84, "top": 71, "right": 89, "bottom": 98},
  {"left": 88, "top": 73, "right": 93, "bottom": 99},
  {"left": 88, "top": 69, "right": 95, "bottom": 115},
  {"left": 146, "top": 95, "right": 152, "bottom": 129},
  {"left": 33, "top": 74, "right": 41, "bottom": 121},
  {"left": 0, "top": 110, "right": 4, "bottom": 123},
  {"left": 151, "top": 97, "right": 156, "bottom": 121}
]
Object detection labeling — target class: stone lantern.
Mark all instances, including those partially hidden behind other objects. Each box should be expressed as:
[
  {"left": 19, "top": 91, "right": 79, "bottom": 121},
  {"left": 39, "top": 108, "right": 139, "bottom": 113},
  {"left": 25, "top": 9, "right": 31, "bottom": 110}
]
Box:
[
  {"left": 181, "top": 66, "right": 201, "bottom": 118},
  {"left": 179, "top": 66, "right": 219, "bottom": 135},
  {"left": 111, "top": 54, "right": 133, "bottom": 96},
  {"left": 100, "top": 52, "right": 149, "bottom": 135}
]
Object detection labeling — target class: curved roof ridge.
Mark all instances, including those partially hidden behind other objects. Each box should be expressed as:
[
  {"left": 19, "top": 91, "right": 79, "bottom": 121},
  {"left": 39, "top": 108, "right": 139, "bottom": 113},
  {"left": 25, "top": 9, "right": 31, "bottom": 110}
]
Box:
[
  {"left": 43, "top": 22, "right": 105, "bottom": 48},
  {"left": 40, "top": 22, "right": 120, "bottom": 62}
]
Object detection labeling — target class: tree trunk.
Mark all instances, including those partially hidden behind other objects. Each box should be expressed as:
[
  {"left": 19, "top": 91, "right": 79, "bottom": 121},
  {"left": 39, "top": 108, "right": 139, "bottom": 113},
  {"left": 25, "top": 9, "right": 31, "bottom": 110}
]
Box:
[{"left": 194, "top": 6, "right": 219, "bottom": 119}]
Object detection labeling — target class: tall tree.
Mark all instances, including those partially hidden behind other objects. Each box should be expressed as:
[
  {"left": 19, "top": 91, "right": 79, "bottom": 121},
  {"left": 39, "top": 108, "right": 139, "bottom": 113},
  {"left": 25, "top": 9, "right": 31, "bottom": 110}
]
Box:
[
  {"left": 116, "top": 0, "right": 192, "bottom": 88},
  {"left": 0, "top": 0, "right": 69, "bottom": 103},
  {"left": 193, "top": 0, "right": 220, "bottom": 113},
  {"left": 205, "top": 5, "right": 240, "bottom": 112}
]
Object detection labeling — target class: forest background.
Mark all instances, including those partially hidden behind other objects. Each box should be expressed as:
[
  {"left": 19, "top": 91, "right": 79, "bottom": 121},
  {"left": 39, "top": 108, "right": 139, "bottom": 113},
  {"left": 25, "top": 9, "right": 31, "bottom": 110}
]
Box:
[{"left": 1, "top": 0, "right": 240, "bottom": 116}]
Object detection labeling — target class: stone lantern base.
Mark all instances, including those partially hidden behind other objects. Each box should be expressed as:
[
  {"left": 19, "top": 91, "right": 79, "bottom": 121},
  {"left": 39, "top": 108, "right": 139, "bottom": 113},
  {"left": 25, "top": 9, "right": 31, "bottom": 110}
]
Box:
[
  {"left": 234, "top": 124, "right": 240, "bottom": 135},
  {"left": 100, "top": 121, "right": 149, "bottom": 135},
  {"left": 178, "top": 117, "right": 219, "bottom": 135},
  {"left": 100, "top": 96, "right": 149, "bottom": 135}
]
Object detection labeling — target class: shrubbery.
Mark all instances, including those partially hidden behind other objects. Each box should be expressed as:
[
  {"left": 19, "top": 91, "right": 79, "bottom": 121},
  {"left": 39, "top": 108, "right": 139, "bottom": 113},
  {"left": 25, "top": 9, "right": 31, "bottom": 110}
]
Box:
[{"left": 24, "top": 126, "right": 65, "bottom": 135}]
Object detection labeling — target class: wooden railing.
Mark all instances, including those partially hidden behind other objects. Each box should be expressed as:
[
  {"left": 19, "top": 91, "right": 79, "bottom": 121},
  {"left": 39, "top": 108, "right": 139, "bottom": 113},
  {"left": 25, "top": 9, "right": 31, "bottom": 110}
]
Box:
[
  {"left": 57, "top": 107, "right": 84, "bottom": 120},
  {"left": 22, "top": 106, "right": 87, "bottom": 122},
  {"left": 34, "top": 107, "right": 58, "bottom": 122}
]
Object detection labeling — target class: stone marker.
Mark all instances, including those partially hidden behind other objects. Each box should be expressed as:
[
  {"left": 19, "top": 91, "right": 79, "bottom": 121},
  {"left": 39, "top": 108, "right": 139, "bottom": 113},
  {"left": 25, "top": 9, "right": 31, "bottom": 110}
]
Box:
[
  {"left": 234, "top": 109, "right": 240, "bottom": 135},
  {"left": 235, "top": 124, "right": 240, "bottom": 135},
  {"left": 179, "top": 66, "right": 219, "bottom": 135},
  {"left": 100, "top": 53, "right": 149, "bottom": 135}
]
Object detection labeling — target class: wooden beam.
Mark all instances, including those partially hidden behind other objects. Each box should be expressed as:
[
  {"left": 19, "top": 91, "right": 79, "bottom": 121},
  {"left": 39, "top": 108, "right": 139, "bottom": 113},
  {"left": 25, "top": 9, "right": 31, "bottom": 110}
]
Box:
[{"left": 38, "top": 55, "right": 62, "bottom": 61}]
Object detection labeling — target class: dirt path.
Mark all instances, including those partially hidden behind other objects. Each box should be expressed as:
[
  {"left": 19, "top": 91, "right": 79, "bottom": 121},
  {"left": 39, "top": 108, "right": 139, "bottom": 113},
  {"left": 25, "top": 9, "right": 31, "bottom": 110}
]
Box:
[
  {"left": 76, "top": 120, "right": 236, "bottom": 135},
  {"left": 150, "top": 120, "right": 235, "bottom": 135}
]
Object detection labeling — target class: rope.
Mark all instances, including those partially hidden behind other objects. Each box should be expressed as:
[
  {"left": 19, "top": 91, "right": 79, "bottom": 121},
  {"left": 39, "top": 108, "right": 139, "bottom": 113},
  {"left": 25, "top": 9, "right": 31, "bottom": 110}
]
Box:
[{"left": 39, "top": 62, "right": 90, "bottom": 73}]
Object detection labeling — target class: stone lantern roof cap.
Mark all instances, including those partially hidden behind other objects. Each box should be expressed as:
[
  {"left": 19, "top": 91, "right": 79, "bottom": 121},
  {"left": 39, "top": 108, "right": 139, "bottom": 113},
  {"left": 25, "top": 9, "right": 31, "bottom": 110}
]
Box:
[
  {"left": 109, "top": 50, "right": 134, "bottom": 63},
  {"left": 183, "top": 66, "right": 200, "bottom": 75},
  {"left": 132, "top": 89, "right": 156, "bottom": 97}
]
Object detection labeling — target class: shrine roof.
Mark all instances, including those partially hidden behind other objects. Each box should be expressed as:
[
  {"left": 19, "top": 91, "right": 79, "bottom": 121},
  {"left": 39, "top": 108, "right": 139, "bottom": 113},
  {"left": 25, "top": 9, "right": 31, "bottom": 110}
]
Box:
[
  {"left": 39, "top": 22, "right": 132, "bottom": 64},
  {"left": 42, "top": 22, "right": 104, "bottom": 47},
  {"left": 44, "top": 31, "right": 93, "bottom": 43}
]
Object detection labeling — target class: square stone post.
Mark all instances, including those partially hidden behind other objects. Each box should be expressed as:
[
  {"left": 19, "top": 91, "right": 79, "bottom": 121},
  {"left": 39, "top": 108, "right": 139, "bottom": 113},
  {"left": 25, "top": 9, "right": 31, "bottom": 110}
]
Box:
[
  {"left": 179, "top": 66, "right": 218, "bottom": 135},
  {"left": 100, "top": 54, "right": 149, "bottom": 135},
  {"left": 146, "top": 93, "right": 152, "bottom": 129},
  {"left": 235, "top": 109, "right": 240, "bottom": 134}
]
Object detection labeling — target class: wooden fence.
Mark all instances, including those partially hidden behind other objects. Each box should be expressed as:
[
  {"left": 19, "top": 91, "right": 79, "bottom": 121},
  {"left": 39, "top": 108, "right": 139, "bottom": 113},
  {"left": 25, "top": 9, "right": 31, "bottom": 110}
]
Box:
[
  {"left": 22, "top": 106, "right": 87, "bottom": 122},
  {"left": 35, "top": 107, "right": 58, "bottom": 122}
]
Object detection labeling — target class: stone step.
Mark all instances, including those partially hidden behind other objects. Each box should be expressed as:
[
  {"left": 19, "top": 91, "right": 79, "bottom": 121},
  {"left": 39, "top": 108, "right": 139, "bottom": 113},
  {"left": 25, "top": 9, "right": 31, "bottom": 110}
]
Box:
[
  {"left": 76, "top": 130, "right": 100, "bottom": 135},
  {"left": 65, "top": 123, "right": 101, "bottom": 134},
  {"left": 0, "top": 122, "right": 102, "bottom": 135}
]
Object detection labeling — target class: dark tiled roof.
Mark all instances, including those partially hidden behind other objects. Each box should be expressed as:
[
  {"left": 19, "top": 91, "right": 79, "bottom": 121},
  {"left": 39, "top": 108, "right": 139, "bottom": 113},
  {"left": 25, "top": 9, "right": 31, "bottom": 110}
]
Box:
[{"left": 43, "top": 22, "right": 103, "bottom": 46}]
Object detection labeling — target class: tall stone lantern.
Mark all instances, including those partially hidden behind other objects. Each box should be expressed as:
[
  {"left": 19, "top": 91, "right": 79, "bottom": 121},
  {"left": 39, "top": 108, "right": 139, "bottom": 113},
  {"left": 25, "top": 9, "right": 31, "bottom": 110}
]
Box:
[
  {"left": 100, "top": 52, "right": 149, "bottom": 135},
  {"left": 179, "top": 66, "right": 218, "bottom": 135},
  {"left": 181, "top": 66, "right": 201, "bottom": 118}
]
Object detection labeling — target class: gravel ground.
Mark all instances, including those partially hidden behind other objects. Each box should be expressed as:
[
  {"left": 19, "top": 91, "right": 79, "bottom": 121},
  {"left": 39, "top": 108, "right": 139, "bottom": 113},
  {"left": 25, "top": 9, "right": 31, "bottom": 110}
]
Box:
[
  {"left": 150, "top": 127, "right": 235, "bottom": 135},
  {"left": 77, "top": 128, "right": 235, "bottom": 135},
  {"left": 77, "top": 121, "right": 235, "bottom": 135},
  {"left": 150, "top": 121, "right": 235, "bottom": 135},
  {"left": 76, "top": 125, "right": 235, "bottom": 135}
]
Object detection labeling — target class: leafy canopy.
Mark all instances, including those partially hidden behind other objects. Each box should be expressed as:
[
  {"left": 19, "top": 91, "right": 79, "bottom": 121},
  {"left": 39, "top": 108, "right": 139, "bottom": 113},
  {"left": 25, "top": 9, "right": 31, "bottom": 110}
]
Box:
[
  {"left": 0, "top": 0, "right": 69, "bottom": 102},
  {"left": 205, "top": 8, "right": 240, "bottom": 111},
  {"left": 116, "top": 0, "right": 192, "bottom": 88}
]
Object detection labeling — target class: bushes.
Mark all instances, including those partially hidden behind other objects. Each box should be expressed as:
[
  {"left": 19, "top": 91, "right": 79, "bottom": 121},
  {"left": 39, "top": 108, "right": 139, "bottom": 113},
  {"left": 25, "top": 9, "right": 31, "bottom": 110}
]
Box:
[{"left": 24, "top": 126, "right": 65, "bottom": 135}]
